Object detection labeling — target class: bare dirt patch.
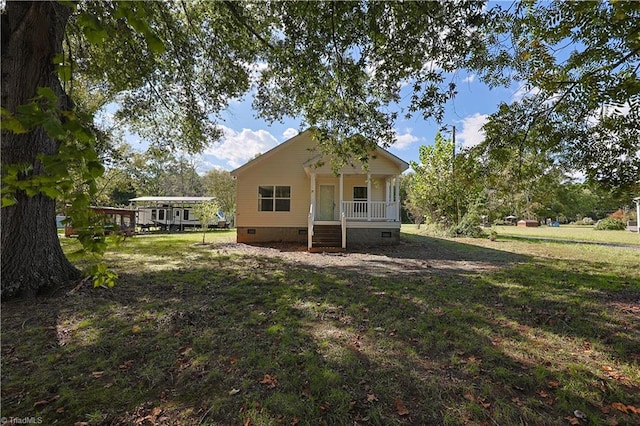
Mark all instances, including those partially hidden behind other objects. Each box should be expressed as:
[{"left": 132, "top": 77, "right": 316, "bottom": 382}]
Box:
[{"left": 217, "top": 238, "right": 529, "bottom": 277}]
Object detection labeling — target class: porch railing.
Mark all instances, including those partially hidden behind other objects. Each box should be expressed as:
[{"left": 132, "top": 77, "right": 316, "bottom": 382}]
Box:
[
  {"left": 308, "top": 204, "right": 314, "bottom": 249},
  {"left": 341, "top": 201, "right": 399, "bottom": 221}
]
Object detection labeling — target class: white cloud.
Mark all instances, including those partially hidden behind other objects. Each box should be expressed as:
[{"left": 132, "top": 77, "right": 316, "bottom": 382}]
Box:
[
  {"left": 512, "top": 84, "right": 541, "bottom": 102},
  {"left": 205, "top": 125, "right": 279, "bottom": 169},
  {"left": 457, "top": 113, "right": 489, "bottom": 149},
  {"left": 393, "top": 128, "right": 422, "bottom": 150},
  {"left": 462, "top": 74, "right": 475, "bottom": 84},
  {"left": 282, "top": 127, "right": 299, "bottom": 140}
]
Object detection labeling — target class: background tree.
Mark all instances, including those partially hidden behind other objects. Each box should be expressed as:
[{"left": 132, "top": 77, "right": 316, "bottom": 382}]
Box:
[
  {"left": 408, "top": 133, "right": 457, "bottom": 227},
  {"left": 192, "top": 200, "right": 221, "bottom": 244},
  {"left": 201, "top": 169, "right": 236, "bottom": 225},
  {"left": 478, "top": 1, "right": 640, "bottom": 192}
]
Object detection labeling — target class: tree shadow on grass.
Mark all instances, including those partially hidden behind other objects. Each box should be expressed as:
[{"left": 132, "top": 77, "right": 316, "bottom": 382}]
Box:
[{"left": 1, "top": 240, "right": 639, "bottom": 425}]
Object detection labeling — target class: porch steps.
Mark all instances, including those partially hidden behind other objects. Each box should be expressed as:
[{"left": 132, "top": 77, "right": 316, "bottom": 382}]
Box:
[{"left": 311, "top": 225, "right": 344, "bottom": 252}]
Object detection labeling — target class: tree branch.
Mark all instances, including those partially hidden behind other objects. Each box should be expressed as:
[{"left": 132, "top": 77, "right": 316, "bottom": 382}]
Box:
[{"left": 221, "top": 1, "right": 274, "bottom": 51}]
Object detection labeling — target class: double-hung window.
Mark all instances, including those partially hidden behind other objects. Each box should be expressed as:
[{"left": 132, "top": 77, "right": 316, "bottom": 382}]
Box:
[{"left": 258, "top": 186, "right": 291, "bottom": 211}]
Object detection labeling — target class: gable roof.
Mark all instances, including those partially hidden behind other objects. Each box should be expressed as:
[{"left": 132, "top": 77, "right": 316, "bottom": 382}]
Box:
[
  {"left": 230, "top": 130, "right": 312, "bottom": 177},
  {"left": 230, "top": 129, "right": 409, "bottom": 176}
]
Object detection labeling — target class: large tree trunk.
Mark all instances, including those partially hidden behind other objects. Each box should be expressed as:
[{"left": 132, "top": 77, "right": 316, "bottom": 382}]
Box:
[{"left": 1, "top": 1, "right": 80, "bottom": 299}]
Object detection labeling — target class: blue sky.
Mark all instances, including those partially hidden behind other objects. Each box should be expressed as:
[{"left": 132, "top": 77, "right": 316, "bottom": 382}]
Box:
[
  {"left": 123, "top": 69, "right": 526, "bottom": 174},
  {"left": 194, "top": 69, "right": 527, "bottom": 173}
]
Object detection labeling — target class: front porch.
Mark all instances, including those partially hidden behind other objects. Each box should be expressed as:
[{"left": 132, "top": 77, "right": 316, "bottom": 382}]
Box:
[{"left": 307, "top": 171, "right": 402, "bottom": 250}]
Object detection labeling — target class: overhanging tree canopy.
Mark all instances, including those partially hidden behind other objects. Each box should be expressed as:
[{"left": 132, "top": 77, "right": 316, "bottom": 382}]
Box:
[
  {"left": 478, "top": 1, "right": 640, "bottom": 192},
  {"left": 1, "top": 0, "right": 487, "bottom": 298},
  {"left": 2, "top": 0, "right": 638, "bottom": 299}
]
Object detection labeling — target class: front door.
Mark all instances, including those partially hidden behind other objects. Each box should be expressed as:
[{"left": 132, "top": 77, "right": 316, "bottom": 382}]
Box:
[{"left": 318, "top": 185, "right": 335, "bottom": 221}]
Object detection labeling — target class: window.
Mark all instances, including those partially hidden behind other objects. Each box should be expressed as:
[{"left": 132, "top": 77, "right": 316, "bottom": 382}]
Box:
[
  {"left": 158, "top": 209, "right": 165, "bottom": 220},
  {"left": 353, "top": 186, "right": 367, "bottom": 213},
  {"left": 183, "top": 210, "right": 189, "bottom": 220},
  {"left": 259, "top": 185, "right": 291, "bottom": 211}
]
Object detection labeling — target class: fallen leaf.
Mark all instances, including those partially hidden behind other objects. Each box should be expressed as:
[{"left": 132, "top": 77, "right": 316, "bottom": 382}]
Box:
[
  {"left": 548, "top": 380, "right": 560, "bottom": 388},
  {"left": 608, "top": 418, "right": 619, "bottom": 426},
  {"left": 119, "top": 359, "right": 134, "bottom": 370},
  {"left": 243, "top": 417, "right": 251, "bottom": 426},
  {"left": 564, "top": 416, "right": 580, "bottom": 425},
  {"left": 229, "top": 388, "right": 240, "bottom": 395},
  {"left": 33, "top": 395, "right": 59, "bottom": 408},
  {"left": 627, "top": 405, "right": 640, "bottom": 414},
  {"left": 395, "top": 398, "right": 409, "bottom": 416},
  {"left": 291, "top": 417, "right": 299, "bottom": 425},
  {"left": 259, "top": 374, "right": 277, "bottom": 388},
  {"left": 481, "top": 401, "right": 491, "bottom": 409},
  {"left": 367, "top": 393, "right": 378, "bottom": 402},
  {"left": 56, "top": 407, "right": 65, "bottom": 414},
  {"left": 91, "top": 371, "right": 104, "bottom": 378},
  {"left": 131, "top": 325, "right": 142, "bottom": 334},
  {"left": 74, "top": 423, "right": 89, "bottom": 426},
  {"left": 611, "top": 402, "right": 628, "bottom": 413},
  {"left": 537, "top": 390, "right": 549, "bottom": 398}
]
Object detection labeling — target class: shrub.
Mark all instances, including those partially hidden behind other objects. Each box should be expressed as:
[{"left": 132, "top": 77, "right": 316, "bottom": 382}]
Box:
[
  {"left": 581, "top": 217, "right": 594, "bottom": 225},
  {"left": 488, "top": 229, "right": 498, "bottom": 241},
  {"left": 448, "top": 222, "right": 487, "bottom": 238},
  {"left": 594, "top": 218, "right": 625, "bottom": 230}
]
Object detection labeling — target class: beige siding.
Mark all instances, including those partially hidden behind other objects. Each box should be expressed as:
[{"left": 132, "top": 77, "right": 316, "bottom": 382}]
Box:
[
  {"left": 234, "top": 133, "right": 317, "bottom": 227},
  {"left": 310, "top": 148, "right": 404, "bottom": 175},
  {"left": 233, "top": 131, "right": 406, "bottom": 230}
]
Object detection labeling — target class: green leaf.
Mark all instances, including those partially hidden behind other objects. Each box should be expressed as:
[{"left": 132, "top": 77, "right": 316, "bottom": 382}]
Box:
[
  {"left": 42, "top": 118, "right": 65, "bottom": 139},
  {"left": 0, "top": 108, "right": 29, "bottom": 134},
  {"left": 87, "top": 161, "right": 105, "bottom": 179},
  {"left": 1, "top": 195, "right": 18, "bottom": 208},
  {"left": 40, "top": 186, "right": 62, "bottom": 200},
  {"left": 146, "top": 33, "right": 165, "bottom": 54},
  {"left": 58, "top": 64, "right": 72, "bottom": 83},
  {"left": 36, "top": 87, "right": 58, "bottom": 103},
  {"left": 78, "top": 13, "right": 108, "bottom": 45}
]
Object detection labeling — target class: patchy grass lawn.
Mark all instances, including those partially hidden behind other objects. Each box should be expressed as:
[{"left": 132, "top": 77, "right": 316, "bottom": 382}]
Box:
[
  {"left": 489, "top": 224, "right": 640, "bottom": 245},
  {"left": 2, "top": 229, "right": 639, "bottom": 425}
]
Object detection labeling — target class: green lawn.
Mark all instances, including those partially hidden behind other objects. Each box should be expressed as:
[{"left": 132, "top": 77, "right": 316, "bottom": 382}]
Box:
[
  {"left": 2, "top": 229, "right": 639, "bottom": 425},
  {"left": 490, "top": 224, "right": 640, "bottom": 245}
]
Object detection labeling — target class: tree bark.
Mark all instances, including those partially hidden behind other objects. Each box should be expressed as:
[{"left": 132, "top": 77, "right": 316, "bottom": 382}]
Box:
[{"left": 1, "top": 1, "right": 80, "bottom": 299}]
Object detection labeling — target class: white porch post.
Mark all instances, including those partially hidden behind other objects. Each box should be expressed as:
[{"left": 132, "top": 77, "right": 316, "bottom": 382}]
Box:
[
  {"left": 635, "top": 197, "right": 640, "bottom": 233},
  {"left": 340, "top": 173, "right": 344, "bottom": 218},
  {"left": 385, "top": 179, "right": 390, "bottom": 204},
  {"left": 367, "top": 173, "right": 371, "bottom": 221},
  {"left": 395, "top": 176, "right": 401, "bottom": 222},
  {"left": 310, "top": 173, "right": 316, "bottom": 215}
]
